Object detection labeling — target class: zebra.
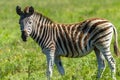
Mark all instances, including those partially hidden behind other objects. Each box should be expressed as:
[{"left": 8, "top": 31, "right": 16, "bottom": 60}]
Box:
[{"left": 16, "top": 6, "right": 120, "bottom": 80}]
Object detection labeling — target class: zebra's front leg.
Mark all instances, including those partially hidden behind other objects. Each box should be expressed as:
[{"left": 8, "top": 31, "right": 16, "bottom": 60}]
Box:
[
  {"left": 45, "top": 51, "right": 55, "bottom": 80},
  {"left": 55, "top": 56, "right": 65, "bottom": 75}
]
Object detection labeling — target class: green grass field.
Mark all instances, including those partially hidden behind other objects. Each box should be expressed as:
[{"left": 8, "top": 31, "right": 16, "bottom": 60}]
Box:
[{"left": 0, "top": 0, "right": 120, "bottom": 80}]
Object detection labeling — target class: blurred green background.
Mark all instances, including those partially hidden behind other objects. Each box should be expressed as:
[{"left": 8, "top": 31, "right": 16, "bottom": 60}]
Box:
[{"left": 0, "top": 0, "right": 120, "bottom": 80}]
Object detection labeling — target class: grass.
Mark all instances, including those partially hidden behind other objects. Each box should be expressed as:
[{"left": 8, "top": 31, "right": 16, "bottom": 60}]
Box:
[{"left": 0, "top": 0, "right": 120, "bottom": 80}]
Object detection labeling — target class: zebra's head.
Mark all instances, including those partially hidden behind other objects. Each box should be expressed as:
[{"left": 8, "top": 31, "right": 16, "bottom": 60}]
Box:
[{"left": 16, "top": 6, "right": 34, "bottom": 42}]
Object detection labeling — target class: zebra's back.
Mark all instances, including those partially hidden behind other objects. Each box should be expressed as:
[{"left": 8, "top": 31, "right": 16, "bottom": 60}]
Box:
[{"left": 54, "top": 18, "right": 114, "bottom": 58}]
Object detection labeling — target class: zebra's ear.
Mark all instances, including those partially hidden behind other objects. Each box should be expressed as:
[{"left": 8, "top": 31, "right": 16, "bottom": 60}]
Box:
[
  {"left": 29, "top": 6, "right": 34, "bottom": 15},
  {"left": 16, "top": 6, "right": 23, "bottom": 16}
]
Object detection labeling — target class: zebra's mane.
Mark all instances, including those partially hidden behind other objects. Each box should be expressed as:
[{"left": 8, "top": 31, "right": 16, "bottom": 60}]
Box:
[
  {"left": 34, "top": 12, "right": 53, "bottom": 24},
  {"left": 33, "top": 11, "right": 89, "bottom": 26},
  {"left": 33, "top": 11, "right": 81, "bottom": 26}
]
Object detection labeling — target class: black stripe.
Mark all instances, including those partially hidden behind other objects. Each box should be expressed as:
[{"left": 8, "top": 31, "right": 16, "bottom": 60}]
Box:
[
  {"left": 30, "top": 30, "right": 35, "bottom": 38},
  {"left": 58, "top": 25, "right": 69, "bottom": 54},
  {"left": 46, "top": 42, "right": 54, "bottom": 49},
  {"left": 88, "top": 21, "right": 108, "bottom": 33},
  {"left": 84, "top": 34, "right": 89, "bottom": 51},
  {"left": 91, "top": 26, "right": 112, "bottom": 41},
  {"left": 36, "top": 36, "right": 40, "bottom": 43},
  {"left": 56, "top": 29, "right": 64, "bottom": 53},
  {"left": 94, "top": 35, "right": 112, "bottom": 44},
  {"left": 71, "top": 25, "right": 76, "bottom": 34},
  {"left": 42, "top": 27, "right": 50, "bottom": 49},
  {"left": 55, "top": 27, "right": 63, "bottom": 52},
  {"left": 37, "top": 16, "right": 42, "bottom": 29},
  {"left": 36, "top": 26, "right": 43, "bottom": 43},
  {"left": 67, "top": 26, "right": 71, "bottom": 33},
  {"left": 103, "top": 52, "right": 111, "bottom": 56},
  {"left": 82, "top": 22, "right": 90, "bottom": 33},
  {"left": 73, "top": 34, "right": 80, "bottom": 57},
  {"left": 44, "top": 18, "right": 48, "bottom": 24},
  {"left": 34, "top": 16, "right": 41, "bottom": 40},
  {"left": 63, "top": 26, "right": 74, "bottom": 57},
  {"left": 57, "top": 25, "right": 69, "bottom": 57},
  {"left": 38, "top": 26, "right": 45, "bottom": 45},
  {"left": 41, "top": 17, "right": 45, "bottom": 26},
  {"left": 35, "top": 16, "right": 43, "bottom": 42},
  {"left": 57, "top": 36, "right": 65, "bottom": 53},
  {"left": 102, "top": 46, "right": 110, "bottom": 50},
  {"left": 74, "top": 42, "right": 79, "bottom": 57},
  {"left": 33, "top": 31, "right": 37, "bottom": 39},
  {"left": 78, "top": 32, "right": 84, "bottom": 53},
  {"left": 40, "top": 25, "right": 49, "bottom": 48},
  {"left": 89, "top": 26, "right": 112, "bottom": 46},
  {"left": 76, "top": 21, "right": 88, "bottom": 33},
  {"left": 72, "top": 26, "right": 80, "bottom": 57}
]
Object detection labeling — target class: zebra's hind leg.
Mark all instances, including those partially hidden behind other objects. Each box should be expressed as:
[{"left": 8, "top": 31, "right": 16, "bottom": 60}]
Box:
[
  {"left": 96, "top": 46, "right": 116, "bottom": 80},
  {"left": 102, "top": 50, "right": 116, "bottom": 80},
  {"left": 94, "top": 47, "right": 106, "bottom": 79},
  {"left": 55, "top": 56, "right": 65, "bottom": 75}
]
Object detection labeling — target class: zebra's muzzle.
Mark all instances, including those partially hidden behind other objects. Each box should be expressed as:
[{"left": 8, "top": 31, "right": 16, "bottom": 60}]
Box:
[{"left": 21, "top": 31, "right": 28, "bottom": 42}]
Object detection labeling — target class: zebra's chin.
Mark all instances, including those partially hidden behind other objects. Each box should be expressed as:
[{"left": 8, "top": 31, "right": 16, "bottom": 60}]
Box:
[
  {"left": 21, "top": 35, "right": 27, "bottom": 42},
  {"left": 22, "top": 38, "right": 27, "bottom": 42}
]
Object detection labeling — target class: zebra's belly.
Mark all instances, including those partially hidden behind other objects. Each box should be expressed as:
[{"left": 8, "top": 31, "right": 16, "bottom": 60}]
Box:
[{"left": 56, "top": 47, "right": 94, "bottom": 58}]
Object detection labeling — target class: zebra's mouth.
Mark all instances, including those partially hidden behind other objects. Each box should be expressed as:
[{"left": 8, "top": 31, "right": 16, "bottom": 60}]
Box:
[
  {"left": 22, "top": 36, "right": 27, "bottom": 42},
  {"left": 21, "top": 31, "right": 28, "bottom": 42},
  {"left": 21, "top": 35, "right": 27, "bottom": 42}
]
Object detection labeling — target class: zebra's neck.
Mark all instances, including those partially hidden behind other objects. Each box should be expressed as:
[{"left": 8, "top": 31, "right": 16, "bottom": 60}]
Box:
[{"left": 30, "top": 12, "right": 54, "bottom": 48}]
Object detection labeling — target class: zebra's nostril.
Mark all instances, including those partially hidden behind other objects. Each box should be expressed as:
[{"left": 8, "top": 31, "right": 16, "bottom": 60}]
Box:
[{"left": 22, "top": 30, "right": 28, "bottom": 36}]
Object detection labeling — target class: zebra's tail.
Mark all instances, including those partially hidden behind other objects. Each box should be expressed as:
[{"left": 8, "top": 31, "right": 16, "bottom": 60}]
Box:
[{"left": 113, "top": 26, "right": 120, "bottom": 56}]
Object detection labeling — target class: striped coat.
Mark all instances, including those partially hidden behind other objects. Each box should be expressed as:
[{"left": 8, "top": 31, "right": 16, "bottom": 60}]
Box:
[{"left": 16, "top": 6, "right": 120, "bottom": 80}]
